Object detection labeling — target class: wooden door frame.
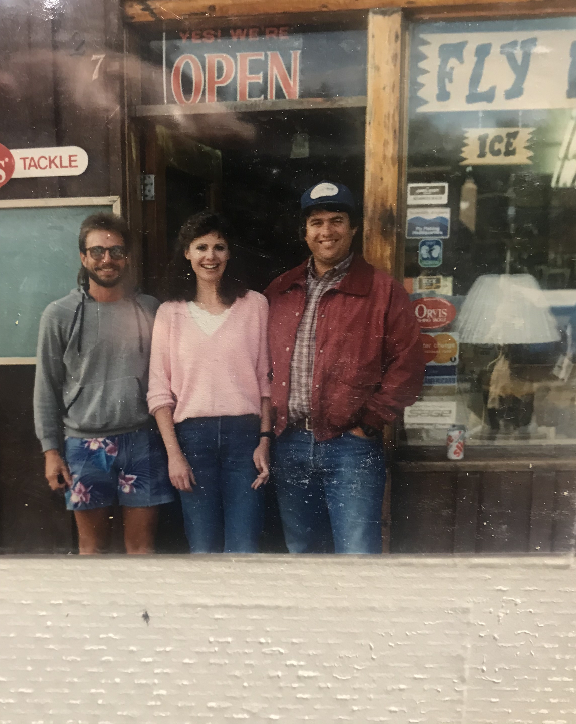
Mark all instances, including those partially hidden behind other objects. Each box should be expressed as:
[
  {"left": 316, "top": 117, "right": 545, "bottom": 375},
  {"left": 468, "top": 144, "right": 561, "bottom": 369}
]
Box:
[{"left": 122, "top": 0, "right": 576, "bottom": 23}]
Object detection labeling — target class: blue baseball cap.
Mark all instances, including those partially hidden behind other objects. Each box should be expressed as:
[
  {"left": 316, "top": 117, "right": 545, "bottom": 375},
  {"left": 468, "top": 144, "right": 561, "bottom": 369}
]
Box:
[{"left": 300, "top": 181, "right": 355, "bottom": 212}]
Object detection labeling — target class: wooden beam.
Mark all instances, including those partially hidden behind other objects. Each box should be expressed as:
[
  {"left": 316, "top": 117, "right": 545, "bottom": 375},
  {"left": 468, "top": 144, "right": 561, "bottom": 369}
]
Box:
[
  {"left": 0, "top": 197, "right": 121, "bottom": 212},
  {"left": 122, "top": 0, "right": 575, "bottom": 22},
  {"left": 362, "top": 8, "right": 403, "bottom": 275},
  {"left": 406, "top": 0, "right": 576, "bottom": 19},
  {"left": 135, "top": 96, "right": 367, "bottom": 117},
  {"left": 394, "top": 458, "right": 576, "bottom": 472},
  {"left": 362, "top": 9, "right": 404, "bottom": 457}
]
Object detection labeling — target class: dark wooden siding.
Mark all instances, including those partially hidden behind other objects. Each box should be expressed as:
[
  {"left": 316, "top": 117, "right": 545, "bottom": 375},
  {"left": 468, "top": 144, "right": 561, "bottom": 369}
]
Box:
[{"left": 391, "top": 460, "right": 576, "bottom": 554}]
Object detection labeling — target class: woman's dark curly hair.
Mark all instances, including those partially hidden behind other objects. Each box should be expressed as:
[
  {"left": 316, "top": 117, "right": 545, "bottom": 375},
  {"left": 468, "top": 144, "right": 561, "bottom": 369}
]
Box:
[{"left": 161, "top": 211, "right": 247, "bottom": 305}]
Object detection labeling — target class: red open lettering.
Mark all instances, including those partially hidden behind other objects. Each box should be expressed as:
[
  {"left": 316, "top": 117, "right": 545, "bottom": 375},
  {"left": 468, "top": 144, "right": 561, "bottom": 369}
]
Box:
[
  {"left": 172, "top": 54, "right": 204, "bottom": 104},
  {"left": 268, "top": 50, "right": 300, "bottom": 100},
  {"left": 237, "top": 52, "right": 265, "bottom": 101},
  {"left": 205, "top": 53, "right": 234, "bottom": 103}
]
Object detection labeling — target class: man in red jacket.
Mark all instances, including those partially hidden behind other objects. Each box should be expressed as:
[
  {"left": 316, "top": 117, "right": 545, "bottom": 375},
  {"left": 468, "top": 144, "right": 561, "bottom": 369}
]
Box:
[{"left": 265, "top": 182, "right": 424, "bottom": 554}]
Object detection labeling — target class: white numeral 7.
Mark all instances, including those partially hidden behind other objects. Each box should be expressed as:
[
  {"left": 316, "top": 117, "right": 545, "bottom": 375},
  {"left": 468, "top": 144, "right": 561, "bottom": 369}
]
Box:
[{"left": 91, "top": 54, "right": 105, "bottom": 80}]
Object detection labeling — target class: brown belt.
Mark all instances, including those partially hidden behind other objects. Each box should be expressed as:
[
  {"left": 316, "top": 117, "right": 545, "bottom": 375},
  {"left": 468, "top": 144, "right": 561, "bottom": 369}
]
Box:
[{"left": 289, "top": 417, "right": 313, "bottom": 431}]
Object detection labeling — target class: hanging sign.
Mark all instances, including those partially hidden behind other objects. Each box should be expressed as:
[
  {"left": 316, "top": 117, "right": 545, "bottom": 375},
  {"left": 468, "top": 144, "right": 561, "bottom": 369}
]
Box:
[
  {"left": 406, "top": 207, "right": 450, "bottom": 239},
  {"left": 149, "top": 27, "right": 366, "bottom": 106},
  {"left": 460, "top": 128, "right": 534, "bottom": 165},
  {"left": 416, "top": 30, "right": 576, "bottom": 113},
  {"left": 0, "top": 144, "right": 88, "bottom": 187},
  {"left": 418, "top": 239, "right": 443, "bottom": 267},
  {"left": 407, "top": 182, "right": 448, "bottom": 205},
  {"left": 413, "top": 296, "right": 457, "bottom": 330}
]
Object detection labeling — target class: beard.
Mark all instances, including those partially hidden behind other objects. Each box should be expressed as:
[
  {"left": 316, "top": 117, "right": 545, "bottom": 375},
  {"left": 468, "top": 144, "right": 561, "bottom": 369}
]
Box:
[{"left": 86, "top": 263, "right": 126, "bottom": 288}]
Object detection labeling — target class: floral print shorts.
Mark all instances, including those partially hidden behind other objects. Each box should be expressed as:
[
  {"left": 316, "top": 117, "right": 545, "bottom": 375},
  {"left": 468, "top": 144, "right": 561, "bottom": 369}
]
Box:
[{"left": 64, "top": 426, "right": 174, "bottom": 511}]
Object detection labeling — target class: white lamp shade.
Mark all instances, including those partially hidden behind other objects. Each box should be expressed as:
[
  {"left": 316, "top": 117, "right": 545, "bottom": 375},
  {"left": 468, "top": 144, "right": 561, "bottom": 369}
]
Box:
[{"left": 456, "top": 274, "right": 561, "bottom": 345}]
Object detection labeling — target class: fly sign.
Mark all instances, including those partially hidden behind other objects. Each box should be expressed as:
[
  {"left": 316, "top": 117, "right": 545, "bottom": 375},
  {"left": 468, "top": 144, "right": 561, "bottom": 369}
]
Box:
[{"left": 416, "top": 29, "right": 576, "bottom": 112}]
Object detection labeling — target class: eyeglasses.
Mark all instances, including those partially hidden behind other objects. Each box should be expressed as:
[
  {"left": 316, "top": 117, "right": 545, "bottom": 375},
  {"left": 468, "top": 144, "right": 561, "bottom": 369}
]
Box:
[{"left": 84, "top": 245, "right": 126, "bottom": 261}]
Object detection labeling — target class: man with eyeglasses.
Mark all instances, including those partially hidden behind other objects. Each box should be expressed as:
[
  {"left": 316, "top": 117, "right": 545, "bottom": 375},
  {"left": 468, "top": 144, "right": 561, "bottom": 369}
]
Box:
[{"left": 34, "top": 213, "right": 174, "bottom": 554}]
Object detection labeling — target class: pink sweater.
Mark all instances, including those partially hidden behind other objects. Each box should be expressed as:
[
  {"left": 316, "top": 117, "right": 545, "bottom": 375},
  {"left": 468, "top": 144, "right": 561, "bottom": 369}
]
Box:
[{"left": 147, "top": 291, "right": 271, "bottom": 422}]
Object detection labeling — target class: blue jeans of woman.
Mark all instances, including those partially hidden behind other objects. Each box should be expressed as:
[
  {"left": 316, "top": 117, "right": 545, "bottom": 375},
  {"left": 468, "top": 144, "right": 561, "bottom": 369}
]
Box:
[
  {"left": 273, "top": 428, "right": 386, "bottom": 554},
  {"left": 175, "top": 415, "right": 264, "bottom": 553}
]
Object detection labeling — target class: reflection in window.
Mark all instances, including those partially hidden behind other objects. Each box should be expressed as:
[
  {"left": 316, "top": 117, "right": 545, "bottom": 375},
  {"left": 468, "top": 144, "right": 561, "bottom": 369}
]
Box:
[{"left": 404, "top": 17, "right": 576, "bottom": 447}]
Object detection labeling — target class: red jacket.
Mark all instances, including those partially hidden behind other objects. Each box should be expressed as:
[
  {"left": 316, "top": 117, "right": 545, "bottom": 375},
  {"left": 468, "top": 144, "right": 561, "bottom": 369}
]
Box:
[{"left": 264, "top": 255, "right": 425, "bottom": 441}]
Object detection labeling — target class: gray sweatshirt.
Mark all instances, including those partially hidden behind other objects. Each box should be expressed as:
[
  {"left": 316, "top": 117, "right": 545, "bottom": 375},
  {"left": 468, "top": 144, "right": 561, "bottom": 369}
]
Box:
[{"left": 34, "top": 288, "right": 160, "bottom": 452}]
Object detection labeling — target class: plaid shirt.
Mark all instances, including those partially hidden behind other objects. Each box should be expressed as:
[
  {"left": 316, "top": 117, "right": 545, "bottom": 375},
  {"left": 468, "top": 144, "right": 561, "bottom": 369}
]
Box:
[{"left": 288, "top": 253, "right": 353, "bottom": 423}]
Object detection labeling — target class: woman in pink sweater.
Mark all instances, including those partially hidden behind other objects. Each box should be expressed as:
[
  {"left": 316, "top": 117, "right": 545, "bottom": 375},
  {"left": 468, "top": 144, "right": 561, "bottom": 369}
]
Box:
[{"left": 147, "top": 212, "right": 272, "bottom": 553}]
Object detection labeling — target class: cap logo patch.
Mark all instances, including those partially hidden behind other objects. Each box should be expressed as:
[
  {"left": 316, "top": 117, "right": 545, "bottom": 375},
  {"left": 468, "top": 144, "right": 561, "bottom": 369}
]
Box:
[{"left": 310, "top": 182, "right": 339, "bottom": 199}]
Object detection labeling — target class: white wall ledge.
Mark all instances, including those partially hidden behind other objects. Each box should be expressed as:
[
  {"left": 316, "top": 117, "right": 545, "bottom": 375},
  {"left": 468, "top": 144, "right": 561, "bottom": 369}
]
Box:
[{"left": 1, "top": 555, "right": 575, "bottom": 723}]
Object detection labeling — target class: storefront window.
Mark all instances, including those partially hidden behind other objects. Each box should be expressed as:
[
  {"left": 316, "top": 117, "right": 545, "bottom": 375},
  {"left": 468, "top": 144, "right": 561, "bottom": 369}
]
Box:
[
  {"left": 134, "top": 18, "right": 367, "bottom": 291},
  {"left": 404, "top": 17, "right": 576, "bottom": 449}
]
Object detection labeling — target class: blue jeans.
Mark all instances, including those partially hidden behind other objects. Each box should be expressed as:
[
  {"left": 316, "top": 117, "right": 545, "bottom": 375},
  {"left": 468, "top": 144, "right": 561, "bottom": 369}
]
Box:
[
  {"left": 273, "top": 428, "right": 386, "bottom": 554},
  {"left": 175, "top": 415, "right": 264, "bottom": 553}
]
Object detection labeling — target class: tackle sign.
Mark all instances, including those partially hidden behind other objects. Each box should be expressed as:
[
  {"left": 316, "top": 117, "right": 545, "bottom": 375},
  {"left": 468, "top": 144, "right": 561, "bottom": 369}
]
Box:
[{"left": 0, "top": 144, "right": 88, "bottom": 188}]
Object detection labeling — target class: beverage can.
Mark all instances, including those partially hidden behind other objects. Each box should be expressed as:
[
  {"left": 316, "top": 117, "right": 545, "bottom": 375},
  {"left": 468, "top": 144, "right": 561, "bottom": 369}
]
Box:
[{"left": 447, "top": 425, "right": 466, "bottom": 460}]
